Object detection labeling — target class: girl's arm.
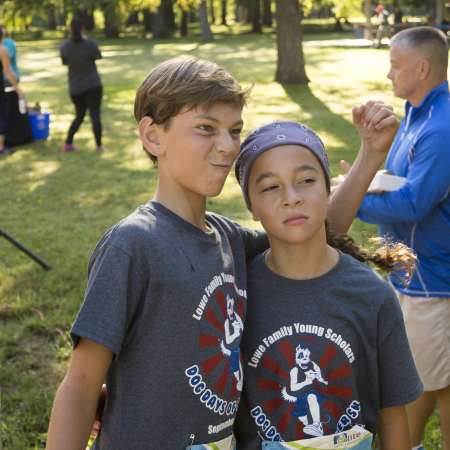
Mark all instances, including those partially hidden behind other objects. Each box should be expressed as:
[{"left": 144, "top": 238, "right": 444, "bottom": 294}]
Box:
[
  {"left": 378, "top": 405, "right": 411, "bottom": 450},
  {"left": 328, "top": 102, "right": 398, "bottom": 234},
  {"left": 46, "top": 338, "right": 113, "bottom": 450}
]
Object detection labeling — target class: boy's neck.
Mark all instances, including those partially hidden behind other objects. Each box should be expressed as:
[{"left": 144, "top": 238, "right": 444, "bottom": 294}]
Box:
[
  {"left": 153, "top": 182, "right": 208, "bottom": 231},
  {"left": 266, "top": 232, "right": 339, "bottom": 280}
]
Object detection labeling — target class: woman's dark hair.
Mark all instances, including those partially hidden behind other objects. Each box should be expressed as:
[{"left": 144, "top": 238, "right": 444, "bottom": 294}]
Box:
[
  {"left": 326, "top": 222, "right": 416, "bottom": 285},
  {"left": 70, "top": 18, "right": 84, "bottom": 42}
]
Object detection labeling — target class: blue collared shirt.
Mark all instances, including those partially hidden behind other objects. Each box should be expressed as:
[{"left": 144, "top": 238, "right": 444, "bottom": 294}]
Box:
[{"left": 358, "top": 81, "right": 450, "bottom": 297}]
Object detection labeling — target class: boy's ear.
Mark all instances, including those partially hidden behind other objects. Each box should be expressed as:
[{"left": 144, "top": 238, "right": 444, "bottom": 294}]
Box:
[{"left": 138, "top": 116, "right": 164, "bottom": 158}]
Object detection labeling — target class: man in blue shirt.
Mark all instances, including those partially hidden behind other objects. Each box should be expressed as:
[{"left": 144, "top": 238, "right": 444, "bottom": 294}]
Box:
[{"left": 357, "top": 27, "right": 450, "bottom": 450}]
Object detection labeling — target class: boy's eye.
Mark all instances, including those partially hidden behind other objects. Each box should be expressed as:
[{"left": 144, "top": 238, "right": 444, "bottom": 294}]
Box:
[
  {"left": 198, "top": 125, "right": 214, "bottom": 133},
  {"left": 231, "top": 127, "right": 243, "bottom": 137}
]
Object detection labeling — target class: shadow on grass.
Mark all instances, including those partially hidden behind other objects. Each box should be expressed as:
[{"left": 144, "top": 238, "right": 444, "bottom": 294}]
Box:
[
  {"left": 0, "top": 131, "right": 158, "bottom": 447},
  {"left": 281, "top": 83, "right": 360, "bottom": 167}
]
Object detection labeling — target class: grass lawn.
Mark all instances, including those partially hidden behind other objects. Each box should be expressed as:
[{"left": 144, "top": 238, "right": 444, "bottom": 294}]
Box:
[{"left": 0, "top": 30, "right": 444, "bottom": 449}]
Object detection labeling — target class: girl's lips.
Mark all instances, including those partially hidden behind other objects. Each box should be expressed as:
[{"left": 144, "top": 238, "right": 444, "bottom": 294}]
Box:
[{"left": 283, "top": 215, "right": 309, "bottom": 225}]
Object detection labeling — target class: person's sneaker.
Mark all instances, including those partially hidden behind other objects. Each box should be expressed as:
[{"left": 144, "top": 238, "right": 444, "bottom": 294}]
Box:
[
  {"left": 95, "top": 145, "right": 105, "bottom": 152},
  {"left": 62, "top": 143, "right": 77, "bottom": 152},
  {"left": 0, "top": 147, "right": 12, "bottom": 156},
  {"left": 303, "top": 423, "right": 324, "bottom": 437}
]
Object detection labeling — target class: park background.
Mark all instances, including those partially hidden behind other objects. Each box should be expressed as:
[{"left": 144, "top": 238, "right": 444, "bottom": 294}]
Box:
[{"left": 0, "top": 0, "right": 448, "bottom": 448}]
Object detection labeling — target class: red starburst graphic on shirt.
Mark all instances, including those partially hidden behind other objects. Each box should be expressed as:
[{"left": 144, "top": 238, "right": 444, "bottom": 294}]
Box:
[
  {"left": 256, "top": 339, "right": 354, "bottom": 439},
  {"left": 197, "top": 288, "right": 246, "bottom": 397}
]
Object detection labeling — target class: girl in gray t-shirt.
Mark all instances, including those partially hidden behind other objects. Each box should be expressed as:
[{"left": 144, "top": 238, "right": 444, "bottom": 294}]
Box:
[{"left": 234, "top": 121, "right": 422, "bottom": 450}]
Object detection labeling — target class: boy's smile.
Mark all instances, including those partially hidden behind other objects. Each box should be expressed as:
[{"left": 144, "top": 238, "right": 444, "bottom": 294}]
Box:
[{"left": 152, "top": 103, "right": 243, "bottom": 201}]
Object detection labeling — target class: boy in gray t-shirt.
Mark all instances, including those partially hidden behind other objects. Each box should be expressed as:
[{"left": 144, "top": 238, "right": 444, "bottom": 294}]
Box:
[
  {"left": 46, "top": 56, "right": 267, "bottom": 450},
  {"left": 45, "top": 58, "right": 399, "bottom": 450}
]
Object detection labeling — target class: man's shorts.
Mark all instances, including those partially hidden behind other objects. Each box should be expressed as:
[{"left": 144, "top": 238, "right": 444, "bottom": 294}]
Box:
[{"left": 398, "top": 294, "right": 450, "bottom": 391}]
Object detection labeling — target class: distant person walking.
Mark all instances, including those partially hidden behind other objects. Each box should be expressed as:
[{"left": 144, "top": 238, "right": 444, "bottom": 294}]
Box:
[
  {"left": 374, "top": 4, "right": 390, "bottom": 48},
  {"left": 60, "top": 18, "right": 103, "bottom": 152},
  {"left": 0, "top": 27, "right": 23, "bottom": 155}
]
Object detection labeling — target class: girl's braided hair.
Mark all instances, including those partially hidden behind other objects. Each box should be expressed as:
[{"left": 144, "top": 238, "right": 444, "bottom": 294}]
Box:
[{"left": 325, "top": 222, "right": 416, "bottom": 285}]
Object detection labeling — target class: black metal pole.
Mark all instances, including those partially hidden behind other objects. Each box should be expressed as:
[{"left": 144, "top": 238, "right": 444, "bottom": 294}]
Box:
[{"left": 0, "top": 228, "right": 51, "bottom": 271}]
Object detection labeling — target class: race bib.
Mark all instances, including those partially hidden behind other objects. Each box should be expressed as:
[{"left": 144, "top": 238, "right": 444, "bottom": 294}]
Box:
[
  {"left": 261, "top": 425, "right": 372, "bottom": 449},
  {"left": 187, "top": 434, "right": 235, "bottom": 450}
]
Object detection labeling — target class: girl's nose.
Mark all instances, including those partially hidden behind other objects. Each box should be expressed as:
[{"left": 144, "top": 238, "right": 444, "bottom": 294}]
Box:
[{"left": 283, "top": 185, "right": 303, "bottom": 207}]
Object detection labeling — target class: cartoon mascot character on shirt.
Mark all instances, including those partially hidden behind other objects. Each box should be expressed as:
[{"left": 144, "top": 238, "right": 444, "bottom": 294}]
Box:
[
  {"left": 281, "top": 344, "right": 328, "bottom": 437},
  {"left": 220, "top": 295, "right": 244, "bottom": 391}
]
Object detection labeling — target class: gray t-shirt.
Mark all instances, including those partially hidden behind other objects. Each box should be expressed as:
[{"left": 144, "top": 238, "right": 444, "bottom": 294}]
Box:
[
  {"left": 71, "top": 201, "right": 267, "bottom": 449},
  {"left": 60, "top": 38, "right": 102, "bottom": 96},
  {"left": 235, "top": 252, "right": 422, "bottom": 449}
]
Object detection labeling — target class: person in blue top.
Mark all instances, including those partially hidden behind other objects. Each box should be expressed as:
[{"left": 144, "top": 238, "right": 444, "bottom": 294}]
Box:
[
  {"left": 351, "top": 26, "right": 450, "bottom": 450},
  {"left": 0, "top": 26, "right": 19, "bottom": 83}
]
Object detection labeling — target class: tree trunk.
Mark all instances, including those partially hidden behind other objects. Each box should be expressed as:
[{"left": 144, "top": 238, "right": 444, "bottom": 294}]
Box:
[
  {"left": 47, "top": 4, "right": 57, "bottom": 30},
  {"left": 364, "top": 0, "right": 372, "bottom": 39},
  {"left": 275, "top": 0, "right": 308, "bottom": 84},
  {"left": 221, "top": 0, "right": 227, "bottom": 25},
  {"left": 436, "top": 0, "right": 444, "bottom": 23},
  {"left": 61, "top": 3, "right": 68, "bottom": 28},
  {"left": 102, "top": 1, "right": 120, "bottom": 38},
  {"left": 152, "top": 0, "right": 175, "bottom": 38},
  {"left": 209, "top": 0, "right": 216, "bottom": 24},
  {"left": 180, "top": 10, "right": 188, "bottom": 36},
  {"left": 198, "top": 0, "right": 213, "bottom": 41},
  {"left": 85, "top": 11, "right": 95, "bottom": 30},
  {"left": 189, "top": 9, "right": 198, "bottom": 22},
  {"left": 333, "top": 16, "right": 343, "bottom": 31},
  {"left": 235, "top": 1, "right": 248, "bottom": 23},
  {"left": 262, "top": 0, "right": 272, "bottom": 27},
  {"left": 143, "top": 9, "right": 153, "bottom": 32},
  {"left": 251, "top": 0, "right": 262, "bottom": 33},
  {"left": 126, "top": 11, "right": 140, "bottom": 26}
]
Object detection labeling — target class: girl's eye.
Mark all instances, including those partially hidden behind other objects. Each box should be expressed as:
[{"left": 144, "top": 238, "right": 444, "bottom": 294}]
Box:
[
  {"left": 297, "top": 177, "right": 316, "bottom": 185},
  {"left": 261, "top": 185, "right": 278, "bottom": 193}
]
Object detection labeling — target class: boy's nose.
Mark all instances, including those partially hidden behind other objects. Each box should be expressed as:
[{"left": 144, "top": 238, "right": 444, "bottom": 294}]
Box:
[{"left": 215, "top": 132, "right": 238, "bottom": 155}]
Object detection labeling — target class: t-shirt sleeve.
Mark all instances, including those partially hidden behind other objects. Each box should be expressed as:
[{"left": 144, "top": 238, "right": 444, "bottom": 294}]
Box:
[
  {"left": 237, "top": 225, "right": 269, "bottom": 261},
  {"left": 71, "top": 241, "right": 146, "bottom": 355},
  {"left": 60, "top": 44, "right": 67, "bottom": 65},
  {"left": 91, "top": 41, "right": 102, "bottom": 60},
  {"left": 377, "top": 289, "right": 423, "bottom": 408}
]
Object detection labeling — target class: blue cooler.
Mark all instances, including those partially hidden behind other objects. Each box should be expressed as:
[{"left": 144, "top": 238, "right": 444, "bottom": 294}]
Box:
[{"left": 28, "top": 111, "right": 50, "bottom": 140}]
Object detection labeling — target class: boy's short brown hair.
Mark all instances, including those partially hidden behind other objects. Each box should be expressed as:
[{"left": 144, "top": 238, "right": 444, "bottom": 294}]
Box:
[{"left": 134, "top": 56, "right": 249, "bottom": 163}]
